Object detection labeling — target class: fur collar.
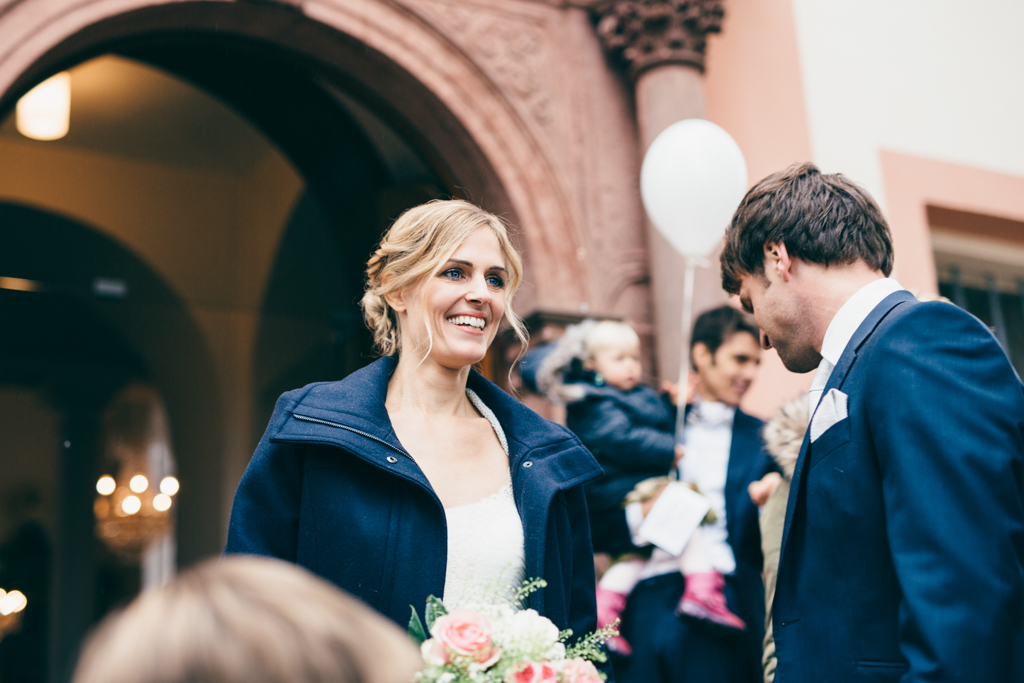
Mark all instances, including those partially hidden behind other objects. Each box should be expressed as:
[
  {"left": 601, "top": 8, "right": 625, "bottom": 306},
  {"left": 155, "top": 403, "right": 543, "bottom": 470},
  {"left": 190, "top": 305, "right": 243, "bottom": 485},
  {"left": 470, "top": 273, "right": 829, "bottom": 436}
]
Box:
[
  {"left": 532, "top": 320, "right": 599, "bottom": 404},
  {"left": 762, "top": 394, "right": 809, "bottom": 479}
]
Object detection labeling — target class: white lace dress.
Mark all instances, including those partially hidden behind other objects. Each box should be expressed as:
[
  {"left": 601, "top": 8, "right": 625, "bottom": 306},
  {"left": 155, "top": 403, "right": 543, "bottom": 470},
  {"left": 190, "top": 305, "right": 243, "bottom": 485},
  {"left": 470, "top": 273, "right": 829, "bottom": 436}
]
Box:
[{"left": 442, "top": 389, "right": 526, "bottom": 608}]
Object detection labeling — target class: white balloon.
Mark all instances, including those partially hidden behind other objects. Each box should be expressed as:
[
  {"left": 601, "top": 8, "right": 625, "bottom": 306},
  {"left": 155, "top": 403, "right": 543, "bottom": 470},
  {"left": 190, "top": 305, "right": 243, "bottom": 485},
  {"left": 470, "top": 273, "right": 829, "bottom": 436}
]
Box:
[{"left": 640, "top": 119, "right": 748, "bottom": 257}]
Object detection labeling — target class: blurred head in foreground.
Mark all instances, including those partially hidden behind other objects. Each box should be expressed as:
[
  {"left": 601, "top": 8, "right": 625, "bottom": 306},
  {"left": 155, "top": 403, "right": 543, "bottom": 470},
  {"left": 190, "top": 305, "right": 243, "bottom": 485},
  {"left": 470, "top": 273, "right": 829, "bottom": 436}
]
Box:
[{"left": 73, "top": 556, "right": 422, "bottom": 683}]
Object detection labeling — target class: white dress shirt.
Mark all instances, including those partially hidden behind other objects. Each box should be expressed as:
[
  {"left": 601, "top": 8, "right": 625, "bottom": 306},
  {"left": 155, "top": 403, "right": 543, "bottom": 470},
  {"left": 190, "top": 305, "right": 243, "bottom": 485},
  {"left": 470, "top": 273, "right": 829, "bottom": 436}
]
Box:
[
  {"left": 677, "top": 401, "right": 738, "bottom": 574},
  {"left": 810, "top": 278, "right": 904, "bottom": 413}
]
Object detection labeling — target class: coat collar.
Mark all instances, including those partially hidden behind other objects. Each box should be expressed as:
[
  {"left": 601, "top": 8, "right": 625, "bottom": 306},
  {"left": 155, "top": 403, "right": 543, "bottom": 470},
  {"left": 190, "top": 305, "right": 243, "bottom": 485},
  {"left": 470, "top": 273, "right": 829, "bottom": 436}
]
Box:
[
  {"left": 777, "top": 290, "right": 914, "bottom": 572},
  {"left": 270, "top": 356, "right": 602, "bottom": 490}
]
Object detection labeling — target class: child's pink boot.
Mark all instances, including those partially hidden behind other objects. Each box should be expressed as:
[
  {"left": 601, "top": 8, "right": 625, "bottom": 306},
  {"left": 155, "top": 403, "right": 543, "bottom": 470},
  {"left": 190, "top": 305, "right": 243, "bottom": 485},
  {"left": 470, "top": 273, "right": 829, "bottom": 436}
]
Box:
[
  {"left": 595, "top": 587, "right": 632, "bottom": 655},
  {"left": 676, "top": 571, "right": 746, "bottom": 631}
]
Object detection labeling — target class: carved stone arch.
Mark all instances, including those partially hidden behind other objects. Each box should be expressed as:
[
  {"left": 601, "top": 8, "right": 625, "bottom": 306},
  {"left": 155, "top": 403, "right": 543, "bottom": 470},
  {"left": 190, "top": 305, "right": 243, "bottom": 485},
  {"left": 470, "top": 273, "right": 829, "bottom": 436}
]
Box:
[{"left": 0, "top": 0, "right": 591, "bottom": 311}]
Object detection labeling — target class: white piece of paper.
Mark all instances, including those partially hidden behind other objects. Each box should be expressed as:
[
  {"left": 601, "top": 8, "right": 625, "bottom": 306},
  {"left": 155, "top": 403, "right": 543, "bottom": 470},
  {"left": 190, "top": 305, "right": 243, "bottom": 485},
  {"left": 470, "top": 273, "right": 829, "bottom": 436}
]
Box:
[{"left": 636, "top": 481, "right": 712, "bottom": 556}]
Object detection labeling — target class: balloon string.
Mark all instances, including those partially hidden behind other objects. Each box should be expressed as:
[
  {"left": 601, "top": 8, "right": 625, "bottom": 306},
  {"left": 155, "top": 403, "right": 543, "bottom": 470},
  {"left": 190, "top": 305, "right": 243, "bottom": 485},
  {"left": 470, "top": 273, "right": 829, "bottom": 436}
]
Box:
[{"left": 673, "top": 255, "right": 708, "bottom": 479}]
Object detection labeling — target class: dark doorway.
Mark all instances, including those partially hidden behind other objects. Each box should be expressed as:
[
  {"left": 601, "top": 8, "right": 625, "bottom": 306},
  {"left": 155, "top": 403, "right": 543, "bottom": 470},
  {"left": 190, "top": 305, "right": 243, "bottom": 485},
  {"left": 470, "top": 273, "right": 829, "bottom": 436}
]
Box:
[
  {"left": 0, "top": 32, "right": 447, "bottom": 683},
  {"left": 0, "top": 202, "right": 221, "bottom": 683}
]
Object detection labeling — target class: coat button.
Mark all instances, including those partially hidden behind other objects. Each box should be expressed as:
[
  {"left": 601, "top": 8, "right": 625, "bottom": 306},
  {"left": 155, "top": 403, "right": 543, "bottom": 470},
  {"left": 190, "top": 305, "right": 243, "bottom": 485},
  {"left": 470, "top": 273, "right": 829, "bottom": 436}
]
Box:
[
  {"left": 523, "top": 461, "right": 533, "bottom": 468},
  {"left": 386, "top": 456, "right": 398, "bottom": 464}
]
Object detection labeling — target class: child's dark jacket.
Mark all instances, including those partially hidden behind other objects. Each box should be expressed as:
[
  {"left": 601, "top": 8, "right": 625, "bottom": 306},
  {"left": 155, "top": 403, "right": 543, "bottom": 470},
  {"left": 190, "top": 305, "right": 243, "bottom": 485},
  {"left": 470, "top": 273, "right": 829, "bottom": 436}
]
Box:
[{"left": 566, "top": 381, "right": 677, "bottom": 515}]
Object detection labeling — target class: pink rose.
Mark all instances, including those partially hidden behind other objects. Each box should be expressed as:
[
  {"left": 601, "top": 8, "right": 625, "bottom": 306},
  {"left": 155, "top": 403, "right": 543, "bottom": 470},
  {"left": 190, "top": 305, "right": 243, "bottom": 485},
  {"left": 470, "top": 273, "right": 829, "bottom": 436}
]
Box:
[
  {"left": 560, "top": 659, "right": 604, "bottom": 683},
  {"left": 505, "top": 661, "right": 558, "bottom": 683},
  {"left": 431, "top": 609, "right": 501, "bottom": 667},
  {"left": 420, "top": 638, "right": 448, "bottom": 666}
]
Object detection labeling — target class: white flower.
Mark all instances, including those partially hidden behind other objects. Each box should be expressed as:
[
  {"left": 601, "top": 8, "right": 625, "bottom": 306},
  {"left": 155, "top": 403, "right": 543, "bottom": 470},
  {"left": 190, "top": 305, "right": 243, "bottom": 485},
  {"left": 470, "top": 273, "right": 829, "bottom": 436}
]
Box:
[
  {"left": 437, "top": 674, "right": 456, "bottom": 683},
  {"left": 497, "top": 609, "right": 564, "bottom": 660},
  {"left": 510, "top": 609, "right": 560, "bottom": 643}
]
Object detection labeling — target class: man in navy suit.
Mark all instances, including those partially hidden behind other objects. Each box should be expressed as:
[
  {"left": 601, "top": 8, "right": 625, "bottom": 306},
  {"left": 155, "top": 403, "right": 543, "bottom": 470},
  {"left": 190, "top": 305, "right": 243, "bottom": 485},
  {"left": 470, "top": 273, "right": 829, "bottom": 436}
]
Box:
[{"left": 719, "top": 162, "right": 1024, "bottom": 682}]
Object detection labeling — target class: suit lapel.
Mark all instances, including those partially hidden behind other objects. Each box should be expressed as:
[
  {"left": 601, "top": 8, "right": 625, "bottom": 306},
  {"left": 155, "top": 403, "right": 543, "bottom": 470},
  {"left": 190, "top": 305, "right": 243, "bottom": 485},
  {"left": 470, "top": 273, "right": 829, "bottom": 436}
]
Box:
[
  {"left": 725, "top": 410, "right": 758, "bottom": 542},
  {"left": 777, "top": 291, "right": 914, "bottom": 573}
]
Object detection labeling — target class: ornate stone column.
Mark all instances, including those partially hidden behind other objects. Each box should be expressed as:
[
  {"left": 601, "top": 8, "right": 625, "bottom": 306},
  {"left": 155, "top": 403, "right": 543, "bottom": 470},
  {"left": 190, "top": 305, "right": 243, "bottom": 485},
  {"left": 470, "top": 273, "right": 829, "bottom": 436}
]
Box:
[{"left": 595, "top": 0, "right": 730, "bottom": 383}]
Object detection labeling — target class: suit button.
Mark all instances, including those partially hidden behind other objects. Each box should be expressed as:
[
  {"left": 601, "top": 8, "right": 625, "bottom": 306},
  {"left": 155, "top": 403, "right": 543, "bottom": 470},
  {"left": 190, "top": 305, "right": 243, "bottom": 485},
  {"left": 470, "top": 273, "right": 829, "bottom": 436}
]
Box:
[
  {"left": 386, "top": 456, "right": 398, "bottom": 464},
  {"left": 523, "top": 461, "right": 533, "bottom": 468}
]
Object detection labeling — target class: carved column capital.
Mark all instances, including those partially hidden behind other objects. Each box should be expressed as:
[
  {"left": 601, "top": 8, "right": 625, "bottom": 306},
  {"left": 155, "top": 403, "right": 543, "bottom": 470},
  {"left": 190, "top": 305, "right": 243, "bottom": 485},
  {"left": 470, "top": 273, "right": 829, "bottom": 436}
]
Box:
[{"left": 595, "top": 0, "right": 724, "bottom": 80}]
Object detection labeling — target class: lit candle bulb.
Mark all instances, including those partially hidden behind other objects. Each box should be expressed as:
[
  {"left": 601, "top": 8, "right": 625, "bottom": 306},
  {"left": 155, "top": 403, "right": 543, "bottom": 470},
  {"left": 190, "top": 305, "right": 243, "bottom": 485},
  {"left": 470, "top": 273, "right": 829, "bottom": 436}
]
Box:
[
  {"left": 122, "top": 496, "right": 141, "bottom": 515},
  {"left": 96, "top": 476, "right": 116, "bottom": 496},
  {"left": 160, "top": 476, "right": 179, "bottom": 496}
]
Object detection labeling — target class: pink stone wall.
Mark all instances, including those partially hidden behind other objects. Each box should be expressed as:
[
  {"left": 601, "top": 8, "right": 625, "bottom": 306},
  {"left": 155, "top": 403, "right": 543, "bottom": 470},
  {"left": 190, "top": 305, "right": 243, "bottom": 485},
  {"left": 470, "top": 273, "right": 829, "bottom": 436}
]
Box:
[{"left": 881, "top": 150, "right": 1024, "bottom": 291}]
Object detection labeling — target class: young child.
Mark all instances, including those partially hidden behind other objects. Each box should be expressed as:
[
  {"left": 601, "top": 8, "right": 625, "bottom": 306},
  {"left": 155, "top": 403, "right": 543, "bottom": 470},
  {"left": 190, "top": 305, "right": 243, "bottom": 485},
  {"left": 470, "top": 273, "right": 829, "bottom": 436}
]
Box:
[{"left": 528, "top": 320, "right": 745, "bottom": 654}]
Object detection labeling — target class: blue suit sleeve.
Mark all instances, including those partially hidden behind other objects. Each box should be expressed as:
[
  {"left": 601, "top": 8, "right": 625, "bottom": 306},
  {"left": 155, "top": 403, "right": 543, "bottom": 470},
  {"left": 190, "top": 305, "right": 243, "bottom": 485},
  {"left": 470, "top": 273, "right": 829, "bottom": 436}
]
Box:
[
  {"left": 865, "top": 303, "right": 1024, "bottom": 681},
  {"left": 576, "top": 398, "right": 676, "bottom": 472},
  {"left": 224, "top": 397, "right": 304, "bottom": 560}
]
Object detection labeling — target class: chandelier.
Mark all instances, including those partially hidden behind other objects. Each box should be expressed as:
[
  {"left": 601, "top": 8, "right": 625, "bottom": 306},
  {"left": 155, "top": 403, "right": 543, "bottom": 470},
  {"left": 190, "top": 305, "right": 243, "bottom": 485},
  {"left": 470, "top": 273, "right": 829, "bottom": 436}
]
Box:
[
  {"left": 0, "top": 588, "right": 27, "bottom": 641},
  {"left": 94, "top": 471, "right": 179, "bottom": 557},
  {"left": 93, "top": 385, "right": 179, "bottom": 558}
]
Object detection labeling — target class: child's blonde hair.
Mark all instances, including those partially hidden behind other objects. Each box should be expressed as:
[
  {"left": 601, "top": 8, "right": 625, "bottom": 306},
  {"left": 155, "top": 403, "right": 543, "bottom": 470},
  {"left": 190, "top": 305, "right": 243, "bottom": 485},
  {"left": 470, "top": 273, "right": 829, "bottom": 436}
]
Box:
[
  {"left": 583, "top": 320, "right": 640, "bottom": 359},
  {"left": 361, "top": 199, "right": 528, "bottom": 358},
  {"left": 72, "top": 557, "right": 422, "bottom": 683}
]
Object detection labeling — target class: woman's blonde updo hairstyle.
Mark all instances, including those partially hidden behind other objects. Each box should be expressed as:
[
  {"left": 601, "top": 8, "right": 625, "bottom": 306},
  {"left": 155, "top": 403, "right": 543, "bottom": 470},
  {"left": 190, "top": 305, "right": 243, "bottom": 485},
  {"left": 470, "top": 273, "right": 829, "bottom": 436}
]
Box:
[{"left": 361, "top": 199, "right": 528, "bottom": 357}]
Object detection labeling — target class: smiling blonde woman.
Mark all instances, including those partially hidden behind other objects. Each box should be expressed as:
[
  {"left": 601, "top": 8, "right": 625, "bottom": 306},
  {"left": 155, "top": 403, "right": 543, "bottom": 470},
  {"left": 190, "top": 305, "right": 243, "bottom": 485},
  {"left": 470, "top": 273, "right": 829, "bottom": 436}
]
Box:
[{"left": 226, "top": 199, "right": 605, "bottom": 653}]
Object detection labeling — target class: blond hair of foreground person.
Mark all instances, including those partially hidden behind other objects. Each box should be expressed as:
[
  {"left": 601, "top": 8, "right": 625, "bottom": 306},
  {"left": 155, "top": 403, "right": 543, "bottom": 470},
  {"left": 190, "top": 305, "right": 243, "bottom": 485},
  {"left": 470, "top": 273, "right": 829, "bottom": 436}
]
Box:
[{"left": 72, "top": 556, "right": 422, "bottom": 683}]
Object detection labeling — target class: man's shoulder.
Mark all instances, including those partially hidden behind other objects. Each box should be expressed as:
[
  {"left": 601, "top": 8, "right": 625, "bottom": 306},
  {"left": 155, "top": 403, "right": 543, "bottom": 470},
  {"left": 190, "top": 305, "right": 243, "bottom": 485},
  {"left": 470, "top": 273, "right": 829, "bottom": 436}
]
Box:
[
  {"left": 735, "top": 407, "right": 765, "bottom": 430},
  {"left": 870, "top": 297, "right": 1001, "bottom": 353},
  {"left": 862, "top": 297, "right": 1022, "bottom": 392},
  {"left": 883, "top": 296, "right": 975, "bottom": 326}
]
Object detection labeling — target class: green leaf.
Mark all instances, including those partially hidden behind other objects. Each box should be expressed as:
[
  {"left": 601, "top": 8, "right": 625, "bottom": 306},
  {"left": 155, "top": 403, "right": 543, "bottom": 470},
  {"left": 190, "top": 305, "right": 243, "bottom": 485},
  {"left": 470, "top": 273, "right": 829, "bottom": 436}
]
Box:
[
  {"left": 424, "top": 595, "right": 448, "bottom": 630},
  {"left": 407, "top": 606, "right": 427, "bottom": 644}
]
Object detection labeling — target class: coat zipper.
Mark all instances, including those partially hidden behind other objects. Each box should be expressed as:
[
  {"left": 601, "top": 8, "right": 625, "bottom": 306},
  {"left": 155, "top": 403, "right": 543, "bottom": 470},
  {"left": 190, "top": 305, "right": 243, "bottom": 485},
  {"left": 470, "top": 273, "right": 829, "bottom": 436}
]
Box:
[{"left": 291, "top": 413, "right": 417, "bottom": 464}]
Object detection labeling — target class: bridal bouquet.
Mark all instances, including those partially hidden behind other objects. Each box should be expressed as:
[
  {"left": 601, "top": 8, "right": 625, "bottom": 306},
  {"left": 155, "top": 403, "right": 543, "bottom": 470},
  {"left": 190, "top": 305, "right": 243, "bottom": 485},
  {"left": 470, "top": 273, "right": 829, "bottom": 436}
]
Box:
[{"left": 409, "top": 578, "right": 616, "bottom": 683}]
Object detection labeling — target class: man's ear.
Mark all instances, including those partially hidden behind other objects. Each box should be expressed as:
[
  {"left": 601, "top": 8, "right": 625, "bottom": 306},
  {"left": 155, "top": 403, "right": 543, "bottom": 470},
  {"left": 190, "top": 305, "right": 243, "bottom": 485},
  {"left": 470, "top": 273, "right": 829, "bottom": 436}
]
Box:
[
  {"left": 691, "top": 342, "right": 713, "bottom": 371},
  {"left": 764, "top": 242, "right": 794, "bottom": 282}
]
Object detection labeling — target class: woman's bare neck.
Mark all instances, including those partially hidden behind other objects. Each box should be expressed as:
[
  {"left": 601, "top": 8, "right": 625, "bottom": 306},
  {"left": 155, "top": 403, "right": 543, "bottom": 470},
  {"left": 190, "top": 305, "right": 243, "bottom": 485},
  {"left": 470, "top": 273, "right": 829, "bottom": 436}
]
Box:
[{"left": 386, "top": 352, "right": 475, "bottom": 417}]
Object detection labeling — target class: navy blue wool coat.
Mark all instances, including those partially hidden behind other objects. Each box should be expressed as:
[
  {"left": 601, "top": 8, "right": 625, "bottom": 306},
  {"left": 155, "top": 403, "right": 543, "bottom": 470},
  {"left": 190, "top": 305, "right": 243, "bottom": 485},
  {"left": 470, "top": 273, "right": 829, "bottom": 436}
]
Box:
[{"left": 225, "top": 356, "right": 605, "bottom": 642}]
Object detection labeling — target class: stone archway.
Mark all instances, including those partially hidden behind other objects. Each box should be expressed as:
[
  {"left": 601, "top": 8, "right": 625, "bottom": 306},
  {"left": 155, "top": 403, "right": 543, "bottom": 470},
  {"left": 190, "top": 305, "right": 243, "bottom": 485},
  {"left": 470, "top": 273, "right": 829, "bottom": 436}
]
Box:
[{"left": 0, "top": 0, "right": 593, "bottom": 314}]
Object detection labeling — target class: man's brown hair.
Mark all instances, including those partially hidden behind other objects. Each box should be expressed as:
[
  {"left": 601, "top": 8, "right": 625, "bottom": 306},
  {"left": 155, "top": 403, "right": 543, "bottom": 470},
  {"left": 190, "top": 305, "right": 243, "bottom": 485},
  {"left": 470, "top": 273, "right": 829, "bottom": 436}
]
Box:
[{"left": 720, "top": 162, "right": 894, "bottom": 294}]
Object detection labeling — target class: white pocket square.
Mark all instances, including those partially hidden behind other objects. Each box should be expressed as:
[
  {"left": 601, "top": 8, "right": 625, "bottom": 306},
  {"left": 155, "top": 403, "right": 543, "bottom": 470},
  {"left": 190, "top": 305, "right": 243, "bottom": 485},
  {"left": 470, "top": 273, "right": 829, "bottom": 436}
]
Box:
[{"left": 810, "top": 388, "right": 848, "bottom": 443}]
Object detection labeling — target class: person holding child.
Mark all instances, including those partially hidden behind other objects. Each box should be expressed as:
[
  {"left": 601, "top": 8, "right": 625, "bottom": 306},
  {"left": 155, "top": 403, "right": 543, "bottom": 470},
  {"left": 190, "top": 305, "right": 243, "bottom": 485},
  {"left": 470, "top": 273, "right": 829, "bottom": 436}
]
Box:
[
  {"left": 225, "top": 199, "right": 605, "bottom": 651},
  {"left": 529, "top": 306, "right": 775, "bottom": 682},
  {"left": 624, "top": 306, "right": 775, "bottom": 683}
]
